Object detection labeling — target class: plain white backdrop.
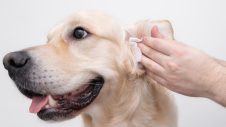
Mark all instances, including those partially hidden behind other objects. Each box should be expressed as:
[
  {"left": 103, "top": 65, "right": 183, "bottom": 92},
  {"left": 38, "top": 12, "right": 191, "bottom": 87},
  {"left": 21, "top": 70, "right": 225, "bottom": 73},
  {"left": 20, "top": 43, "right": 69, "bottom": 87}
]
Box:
[{"left": 1, "top": 0, "right": 226, "bottom": 127}]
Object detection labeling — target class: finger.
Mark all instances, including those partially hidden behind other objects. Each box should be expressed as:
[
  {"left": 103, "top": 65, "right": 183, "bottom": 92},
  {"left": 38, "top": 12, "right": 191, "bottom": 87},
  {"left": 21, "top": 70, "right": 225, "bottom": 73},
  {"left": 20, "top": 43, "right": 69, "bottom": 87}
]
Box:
[
  {"left": 138, "top": 43, "right": 168, "bottom": 66},
  {"left": 146, "top": 71, "right": 167, "bottom": 86},
  {"left": 141, "top": 55, "right": 165, "bottom": 77},
  {"left": 151, "top": 26, "right": 166, "bottom": 39},
  {"left": 142, "top": 37, "right": 172, "bottom": 55}
]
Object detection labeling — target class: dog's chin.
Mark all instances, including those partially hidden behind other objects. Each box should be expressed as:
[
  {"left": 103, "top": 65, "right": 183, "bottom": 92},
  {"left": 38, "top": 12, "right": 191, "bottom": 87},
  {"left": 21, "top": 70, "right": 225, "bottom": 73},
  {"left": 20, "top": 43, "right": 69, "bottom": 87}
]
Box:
[{"left": 15, "top": 76, "right": 104, "bottom": 121}]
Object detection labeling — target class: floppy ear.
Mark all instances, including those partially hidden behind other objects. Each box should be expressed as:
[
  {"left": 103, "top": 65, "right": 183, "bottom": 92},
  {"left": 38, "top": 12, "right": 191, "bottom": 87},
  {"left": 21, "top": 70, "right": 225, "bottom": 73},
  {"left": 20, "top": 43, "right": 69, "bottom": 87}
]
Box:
[
  {"left": 125, "top": 20, "right": 174, "bottom": 40},
  {"left": 124, "top": 20, "right": 174, "bottom": 76}
]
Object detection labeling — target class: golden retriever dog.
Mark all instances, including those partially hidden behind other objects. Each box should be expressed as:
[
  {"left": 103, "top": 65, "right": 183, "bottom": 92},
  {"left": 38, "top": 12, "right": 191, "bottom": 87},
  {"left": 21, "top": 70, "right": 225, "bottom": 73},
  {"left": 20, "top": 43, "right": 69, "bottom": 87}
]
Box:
[{"left": 3, "top": 11, "right": 177, "bottom": 127}]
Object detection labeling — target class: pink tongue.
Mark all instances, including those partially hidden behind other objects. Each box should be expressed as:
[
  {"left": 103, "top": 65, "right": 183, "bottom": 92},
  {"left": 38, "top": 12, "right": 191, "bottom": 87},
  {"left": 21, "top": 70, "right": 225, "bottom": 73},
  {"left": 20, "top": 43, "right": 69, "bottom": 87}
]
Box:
[{"left": 29, "top": 96, "right": 48, "bottom": 113}]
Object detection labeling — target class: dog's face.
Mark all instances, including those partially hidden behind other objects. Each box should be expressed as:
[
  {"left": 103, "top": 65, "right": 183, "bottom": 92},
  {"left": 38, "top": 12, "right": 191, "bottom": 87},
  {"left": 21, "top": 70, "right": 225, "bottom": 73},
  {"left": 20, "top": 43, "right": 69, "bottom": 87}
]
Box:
[
  {"left": 3, "top": 11, "right": 173, "bottom": 122},
  {"left": 3, "top": 11, "right": 128, "bottom": 121}
]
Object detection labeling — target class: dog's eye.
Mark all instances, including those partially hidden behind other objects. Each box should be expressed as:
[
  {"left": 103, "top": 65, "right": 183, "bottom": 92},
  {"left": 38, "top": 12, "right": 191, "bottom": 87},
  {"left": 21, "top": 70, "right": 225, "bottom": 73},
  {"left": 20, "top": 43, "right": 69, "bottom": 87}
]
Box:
[{"left": 72, "top": 27, "right": 88, "bottom": 40}]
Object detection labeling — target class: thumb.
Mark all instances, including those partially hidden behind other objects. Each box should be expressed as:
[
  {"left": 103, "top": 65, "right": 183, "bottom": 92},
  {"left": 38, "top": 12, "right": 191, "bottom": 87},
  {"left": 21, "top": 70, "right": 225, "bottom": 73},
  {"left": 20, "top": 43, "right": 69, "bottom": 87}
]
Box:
[{"left": 151, "top": 26, "right": 166, "bottom": 39}]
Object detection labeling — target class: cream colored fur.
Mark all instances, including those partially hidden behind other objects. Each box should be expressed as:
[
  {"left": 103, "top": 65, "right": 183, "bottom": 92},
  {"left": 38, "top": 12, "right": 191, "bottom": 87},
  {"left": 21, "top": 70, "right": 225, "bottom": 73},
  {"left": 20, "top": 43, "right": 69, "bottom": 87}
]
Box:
[{"left": 24, "top": 11, "right": 177, "bottom": 127}]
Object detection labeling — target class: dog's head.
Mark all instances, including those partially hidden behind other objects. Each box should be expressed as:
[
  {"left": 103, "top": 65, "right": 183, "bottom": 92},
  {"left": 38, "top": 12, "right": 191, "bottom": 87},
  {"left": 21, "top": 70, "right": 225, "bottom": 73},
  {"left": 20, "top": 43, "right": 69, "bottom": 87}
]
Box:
[{"left": 3, "top": 11, "right": 173, "bottom": 121}]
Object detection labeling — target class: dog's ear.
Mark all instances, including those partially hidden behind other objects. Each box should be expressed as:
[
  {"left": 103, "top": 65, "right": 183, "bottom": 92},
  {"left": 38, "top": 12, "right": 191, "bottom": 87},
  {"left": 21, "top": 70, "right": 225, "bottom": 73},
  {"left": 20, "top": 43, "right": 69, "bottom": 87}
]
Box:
[
  {"left": 124, "top": 20, "right": 174, "bottom": 76},
  {"left": 125, "top": 20, "right": 174, "bottom": 40}
]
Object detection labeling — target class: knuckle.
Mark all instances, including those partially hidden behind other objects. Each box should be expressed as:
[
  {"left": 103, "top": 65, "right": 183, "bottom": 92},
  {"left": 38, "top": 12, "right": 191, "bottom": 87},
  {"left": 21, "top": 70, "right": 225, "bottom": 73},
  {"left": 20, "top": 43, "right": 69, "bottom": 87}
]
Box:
[
  {"left": 147, "top": 49, "right": 154, "bottom": 56},
  {"left": 168, "top": 75, "right": 180, "bottom": 83},
  {"left": 172, "top": 48, "right": 186, "bottom": 57},
  {"left": 142, "top": 58, "right": 152, "bottom": 69},
  {"left": 160, "top": 80, "right": 168, "bottom": 86},
  {"left": 166, "top": 61, "right": 179, "bottom": 72},
  {"left": 143, "top": 47, "right": 154, "bottom": 58}
]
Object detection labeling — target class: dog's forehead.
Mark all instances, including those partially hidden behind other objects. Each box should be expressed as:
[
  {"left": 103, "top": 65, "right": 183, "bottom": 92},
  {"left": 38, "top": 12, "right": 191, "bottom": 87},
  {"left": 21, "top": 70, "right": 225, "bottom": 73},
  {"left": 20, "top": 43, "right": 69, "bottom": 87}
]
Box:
[
  {"left": 70, "top": 11, "right": 115, "bottom": 23},
  {"left": 68, "top": 11, "right": 115, "bottom": 30},
  {"left": 48, "top": 11, "right": 124, "bottom": 42}
]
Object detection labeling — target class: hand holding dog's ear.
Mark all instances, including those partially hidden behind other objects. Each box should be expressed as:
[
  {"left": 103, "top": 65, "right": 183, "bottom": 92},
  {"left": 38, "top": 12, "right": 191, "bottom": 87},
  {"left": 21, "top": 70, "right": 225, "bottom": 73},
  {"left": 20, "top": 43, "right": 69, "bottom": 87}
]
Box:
[{"left": 139, "top": 26, "right": 226, "bottom": 107}]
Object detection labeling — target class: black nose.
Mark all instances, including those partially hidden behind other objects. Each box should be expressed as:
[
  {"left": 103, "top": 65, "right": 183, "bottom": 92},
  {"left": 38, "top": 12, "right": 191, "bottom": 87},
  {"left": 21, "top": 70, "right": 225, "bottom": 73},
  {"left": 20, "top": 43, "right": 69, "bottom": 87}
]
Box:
[{"left": 3, "top": 51, "right": 30, "bottom": 70}]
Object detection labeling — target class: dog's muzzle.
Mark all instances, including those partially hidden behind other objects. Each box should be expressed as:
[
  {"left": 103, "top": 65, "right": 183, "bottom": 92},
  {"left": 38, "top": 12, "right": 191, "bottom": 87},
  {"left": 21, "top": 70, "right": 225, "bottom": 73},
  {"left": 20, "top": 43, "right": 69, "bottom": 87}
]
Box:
[
  {"left": 3, "top": 51, "right": 38, "bottom": 97},
  {"left": 3, "top": 51, "right": 105, "bottom": 121}
]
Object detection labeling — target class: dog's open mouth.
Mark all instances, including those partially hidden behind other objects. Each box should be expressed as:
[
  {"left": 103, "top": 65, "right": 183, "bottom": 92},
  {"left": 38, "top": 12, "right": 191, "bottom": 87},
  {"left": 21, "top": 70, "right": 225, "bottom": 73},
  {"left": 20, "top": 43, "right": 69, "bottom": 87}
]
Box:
[{"left": 22, "top": 76, "right": 104, "bottom": 120}]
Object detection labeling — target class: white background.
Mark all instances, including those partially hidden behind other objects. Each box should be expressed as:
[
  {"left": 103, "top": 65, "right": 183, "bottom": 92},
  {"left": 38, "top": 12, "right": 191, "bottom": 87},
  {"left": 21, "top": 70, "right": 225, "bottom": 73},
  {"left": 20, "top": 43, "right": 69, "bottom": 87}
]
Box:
[{"left": 0, "top": 0, "right": 226, "bottom": 127}]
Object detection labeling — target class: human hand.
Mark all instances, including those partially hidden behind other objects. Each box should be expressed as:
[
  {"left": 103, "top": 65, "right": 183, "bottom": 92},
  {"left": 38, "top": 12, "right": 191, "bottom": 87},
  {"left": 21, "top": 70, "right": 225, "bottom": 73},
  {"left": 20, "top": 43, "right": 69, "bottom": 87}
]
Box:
[{"left": 138, "top": 26, "right": 225, "bottom": 99}]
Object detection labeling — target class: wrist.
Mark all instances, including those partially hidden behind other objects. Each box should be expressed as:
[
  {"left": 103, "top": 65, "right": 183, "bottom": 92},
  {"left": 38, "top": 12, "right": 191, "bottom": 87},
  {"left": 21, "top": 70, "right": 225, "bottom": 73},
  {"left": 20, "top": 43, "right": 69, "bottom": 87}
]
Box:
[
  {"left": 206, "top": 65, "right": 226, "bottom": 107},
  {"left": 213, "top": 58, "right": 226, "bottom": 67}
]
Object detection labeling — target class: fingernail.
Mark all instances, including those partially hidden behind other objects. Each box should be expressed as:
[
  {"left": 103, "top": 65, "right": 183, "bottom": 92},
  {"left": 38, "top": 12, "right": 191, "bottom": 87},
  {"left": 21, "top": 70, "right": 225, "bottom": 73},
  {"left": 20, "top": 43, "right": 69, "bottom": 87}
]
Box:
[
  {"left": 153, "top": 25, "right": 159, "bottom": 32},
  {"left": 151, "top": 26, "right": 158, "bottom": 37}
]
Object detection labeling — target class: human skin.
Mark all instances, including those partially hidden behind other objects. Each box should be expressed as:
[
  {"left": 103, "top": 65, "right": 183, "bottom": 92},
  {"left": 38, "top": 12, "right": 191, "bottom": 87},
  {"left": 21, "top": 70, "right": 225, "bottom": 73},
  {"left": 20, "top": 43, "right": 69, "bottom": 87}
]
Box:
[{"left": 138, "top": 26, "right": 226, "bottom": 107}]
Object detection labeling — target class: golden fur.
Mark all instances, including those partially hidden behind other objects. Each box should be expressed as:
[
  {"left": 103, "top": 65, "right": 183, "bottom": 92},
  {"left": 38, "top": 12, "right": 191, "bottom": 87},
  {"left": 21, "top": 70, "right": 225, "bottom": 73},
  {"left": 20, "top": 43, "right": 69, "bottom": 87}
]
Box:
[{"left": 23, "top": 11, "right": 177, "bottom": 127}]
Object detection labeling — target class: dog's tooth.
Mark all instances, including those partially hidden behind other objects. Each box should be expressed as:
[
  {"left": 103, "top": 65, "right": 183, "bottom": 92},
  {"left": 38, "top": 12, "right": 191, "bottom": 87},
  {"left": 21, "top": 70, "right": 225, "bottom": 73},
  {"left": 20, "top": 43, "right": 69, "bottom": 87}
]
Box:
[
  {"left": 45, "top": 105, "right": 50, "bottom": 108},
  {"left": 48, "top": 96, "right": 57, "bottom": 107}
]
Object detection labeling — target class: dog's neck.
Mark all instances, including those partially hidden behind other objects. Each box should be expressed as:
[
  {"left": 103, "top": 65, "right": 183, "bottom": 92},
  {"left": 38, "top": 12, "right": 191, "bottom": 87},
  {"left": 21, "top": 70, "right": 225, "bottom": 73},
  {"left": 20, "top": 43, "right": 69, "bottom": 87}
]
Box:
[{"left": 82, "top": 74, "right": 177, "bottom": 127}]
